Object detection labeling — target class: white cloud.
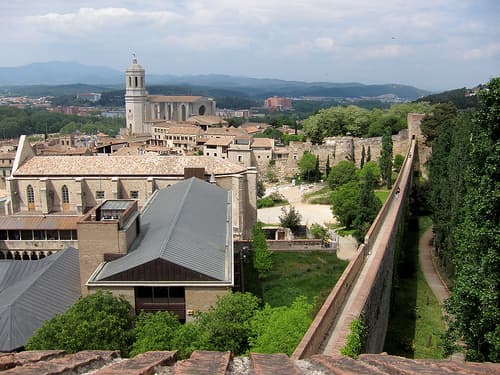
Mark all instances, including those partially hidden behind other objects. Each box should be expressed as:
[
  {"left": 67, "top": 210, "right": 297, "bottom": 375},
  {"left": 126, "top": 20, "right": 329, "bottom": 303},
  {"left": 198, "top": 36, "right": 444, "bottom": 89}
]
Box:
[
  {"left": 463, "top": 43, "right": 500, "bottom": 60},
  {"left": 314, "top": 37, "right": 336, "bottom": 51},
  {"left": 0, "top": 0, "right": 498, "bottom": 88},
  {"left": 24, "top": 7, "right": 181, "bottom": 36}
]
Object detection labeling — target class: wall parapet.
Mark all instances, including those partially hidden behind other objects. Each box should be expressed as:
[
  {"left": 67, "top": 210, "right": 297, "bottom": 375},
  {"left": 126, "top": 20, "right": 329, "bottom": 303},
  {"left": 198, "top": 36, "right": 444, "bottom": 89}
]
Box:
[{"left": 292, "top": 139, "right": 416, "bottom": 359}]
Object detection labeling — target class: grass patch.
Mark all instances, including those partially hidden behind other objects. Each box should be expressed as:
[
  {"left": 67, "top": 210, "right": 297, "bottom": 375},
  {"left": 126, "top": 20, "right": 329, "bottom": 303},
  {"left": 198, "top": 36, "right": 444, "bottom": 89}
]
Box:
[
  {"left": 374, "top": 189, "right": 390, "bottom": 205},
  {"left": 244, "top": 251, "right": 348, "bottom": 311},
  {"left": 384, "top": 216, "right": 446, "bottom": 359},
  {"left": 303, "top": 186, "right": 332, "bottom": 204}
]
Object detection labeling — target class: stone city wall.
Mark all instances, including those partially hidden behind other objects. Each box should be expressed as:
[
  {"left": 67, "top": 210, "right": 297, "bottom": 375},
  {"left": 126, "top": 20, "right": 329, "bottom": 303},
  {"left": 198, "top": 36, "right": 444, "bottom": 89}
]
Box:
[{"left": 265, "top": 130, "right": 409, "bottom": 180}]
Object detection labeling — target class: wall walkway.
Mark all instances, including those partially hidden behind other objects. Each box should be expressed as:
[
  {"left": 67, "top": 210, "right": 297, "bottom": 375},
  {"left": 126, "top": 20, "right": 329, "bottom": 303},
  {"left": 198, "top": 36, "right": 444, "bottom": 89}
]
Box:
[{"left": 292, "top": 139, "right": 416, "bottom": 359}]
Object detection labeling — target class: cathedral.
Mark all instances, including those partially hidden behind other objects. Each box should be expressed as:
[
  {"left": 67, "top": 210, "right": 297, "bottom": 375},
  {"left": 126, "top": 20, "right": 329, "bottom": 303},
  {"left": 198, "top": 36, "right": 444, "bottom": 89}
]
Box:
[{"left": 125, "top": 57, "right": 216, "bottom": 135}]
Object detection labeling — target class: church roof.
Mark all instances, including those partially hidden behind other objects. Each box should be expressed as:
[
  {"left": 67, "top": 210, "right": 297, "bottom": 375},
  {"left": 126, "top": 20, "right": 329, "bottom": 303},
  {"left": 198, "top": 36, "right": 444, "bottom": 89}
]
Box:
[
  {"left": 89, "top": 178, "right": 232, "bottom": 284},
  {"left": 147, "top": 95, "right": 204, "bottom": 103},
  {"left": 0, "top": 247, "right": 80, "bottom": 351},
  {"left": 13, "top": 155, "right": 247, "bottom": 176}
]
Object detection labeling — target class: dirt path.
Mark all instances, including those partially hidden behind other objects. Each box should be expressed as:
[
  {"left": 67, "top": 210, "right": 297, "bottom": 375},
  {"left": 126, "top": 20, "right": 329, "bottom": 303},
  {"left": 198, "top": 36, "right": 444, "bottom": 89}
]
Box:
[{"left": 419, "top": 227, "right": 450, "bottom": 305}]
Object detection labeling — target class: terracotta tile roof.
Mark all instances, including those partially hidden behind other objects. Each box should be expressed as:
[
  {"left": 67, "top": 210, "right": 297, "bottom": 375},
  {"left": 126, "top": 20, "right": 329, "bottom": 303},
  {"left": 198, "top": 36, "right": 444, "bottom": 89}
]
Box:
[
  {"left": 165, "top": 126, "right": 202, "bottom": 135},
  {"left": 240, "top": 122, "right": 271, "bottom": 129},
  {"left": 3, "top": 351, "right": 498, "bottom": 374},
  {"left": 205, "top": 127, "right": 248, "bottom": 137},
  {"left": 14, "top": 155, "right": 246, "bottom": 176},
  {"left": 251, "top": 138, "right": 274, "bottom": 148},
  {"left": 148, "top": 95, "right": 204, "bottom": 102},
  {"left": 187, "top": 116, "right": 227, "bottom": 126},
  {"left": 204, "top": 138, "right": 233, "bottom": 146},
  {"left": 0, "top": 214, "right": 81, "bottom": 230},
  {"left": 0, "top": 152, "right": 16, "bottom": 159}
]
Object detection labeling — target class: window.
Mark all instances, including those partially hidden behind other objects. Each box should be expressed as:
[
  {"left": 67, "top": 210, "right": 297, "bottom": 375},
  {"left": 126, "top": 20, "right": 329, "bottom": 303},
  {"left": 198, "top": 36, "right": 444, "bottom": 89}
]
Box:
[
  {"left": 33, "top": 230, "right": 45, "bottom": 240},
  {"left": 130, "top": 190, "right": 139, "bottom": 199},
  {"left": 46, "top": 230, "right": 58, "bottom": 240},
  {"left": 62, "top": 185, "right": 69, "bottom": 203},
  {"left": 59, "top": 231, "right": 72, "bottom": 240},
  {"left": 8, "top": 230, "right": 20, "bottom": 240},
  {"left": 27, "top": 185, "right": 34, "bottom": 203},
  {"left": 96, "top": 191, "right": 105, "bottom": 199},
  {"left": 238, "top": 155, "right": 242, "bottom": 162},
  {"left": 20, "top": 230, "right": 33, "bottom": 240}
]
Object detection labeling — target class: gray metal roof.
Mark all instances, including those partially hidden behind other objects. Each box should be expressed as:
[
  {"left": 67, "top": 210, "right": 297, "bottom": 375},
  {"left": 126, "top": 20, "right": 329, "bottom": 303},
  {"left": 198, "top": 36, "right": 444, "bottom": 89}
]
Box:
[
  {"left": 0, "top": 247, "right": 81, "bottom": 351},
  {"left": 101, "top": 200, "right": 134, "bottom": 210},
  {"left": 91, "top": 177, "right": 232, "bottom": 283}
]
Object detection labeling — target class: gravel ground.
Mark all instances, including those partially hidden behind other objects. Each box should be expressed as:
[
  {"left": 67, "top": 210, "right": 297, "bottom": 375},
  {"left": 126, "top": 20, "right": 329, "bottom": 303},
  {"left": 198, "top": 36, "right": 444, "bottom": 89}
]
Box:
[{"left": 258, "top": 184, "right": 358, "bottom": 260}]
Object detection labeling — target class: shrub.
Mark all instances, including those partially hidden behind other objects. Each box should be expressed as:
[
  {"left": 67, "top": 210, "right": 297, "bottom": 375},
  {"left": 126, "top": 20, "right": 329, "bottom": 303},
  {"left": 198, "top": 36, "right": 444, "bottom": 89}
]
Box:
[
  {"left": 130, "top": 311, "right": 181, "bottom": 356},
  {"left": 340, "top": 317, "right": 367, "bottom": 358},
  {"left": 252, "top": 221, "right": 273, "bottom": 278},
  {"left": 249, "top": 296, "right": 313, "bottom": 355},
  {"left": 26, "top": 290, "right": 133, "bottom": 355}
]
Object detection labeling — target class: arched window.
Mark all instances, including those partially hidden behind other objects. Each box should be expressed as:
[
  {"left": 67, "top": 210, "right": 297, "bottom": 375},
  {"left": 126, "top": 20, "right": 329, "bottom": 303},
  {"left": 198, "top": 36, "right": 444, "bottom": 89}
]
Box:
[
  {"left": 27, "top": 185, "right": 34, "bottom": 203},
  {"left": 198, "top": 105, "right": 206, "bottom": 116},
  {"left": 62, "top": 185, "right": 69, "bottom": 204}
]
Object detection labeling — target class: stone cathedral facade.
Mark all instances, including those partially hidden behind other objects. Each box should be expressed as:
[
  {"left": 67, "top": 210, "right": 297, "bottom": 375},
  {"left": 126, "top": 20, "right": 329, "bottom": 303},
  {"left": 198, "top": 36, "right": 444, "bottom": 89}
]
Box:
[{"left": 125, "top": 57, "right": 216, "bottom": 135}]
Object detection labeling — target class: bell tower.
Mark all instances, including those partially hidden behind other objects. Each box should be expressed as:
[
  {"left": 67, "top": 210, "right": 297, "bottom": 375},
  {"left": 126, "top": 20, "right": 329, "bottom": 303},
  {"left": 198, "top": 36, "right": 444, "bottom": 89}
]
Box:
[{"left": 125, "top": 55, "right": 147, "bottom": 135}]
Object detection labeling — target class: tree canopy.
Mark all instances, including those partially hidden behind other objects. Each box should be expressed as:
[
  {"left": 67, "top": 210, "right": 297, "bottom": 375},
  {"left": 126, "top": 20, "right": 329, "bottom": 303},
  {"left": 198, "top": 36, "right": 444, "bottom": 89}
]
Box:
[
  {"left": 298, "top": 151, "right": 317, "bottom": 181},
  {"left": 429, "top": 78, "right": 499, "bottom": 362},
  {"left": 327, "top": 160, "right": 358, "bottom": 190},
  {"left": 26, "top": 290, "right": 134, "bottom": 355}
]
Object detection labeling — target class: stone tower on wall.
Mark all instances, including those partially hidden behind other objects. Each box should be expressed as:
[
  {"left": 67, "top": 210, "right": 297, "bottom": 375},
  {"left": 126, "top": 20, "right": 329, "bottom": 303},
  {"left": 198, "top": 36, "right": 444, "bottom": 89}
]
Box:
[
  {"left": 407, "top": 112, "right": 431, "bottom": 176},
  {"left": 125, "top": 55, "right": 147, "bottom": 135}
]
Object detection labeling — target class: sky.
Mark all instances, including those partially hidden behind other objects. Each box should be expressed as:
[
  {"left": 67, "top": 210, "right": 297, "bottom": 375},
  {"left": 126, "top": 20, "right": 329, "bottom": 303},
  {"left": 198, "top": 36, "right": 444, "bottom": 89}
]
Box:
[{"left": 1, "top": 0, "right": 499, "bottom": 91}]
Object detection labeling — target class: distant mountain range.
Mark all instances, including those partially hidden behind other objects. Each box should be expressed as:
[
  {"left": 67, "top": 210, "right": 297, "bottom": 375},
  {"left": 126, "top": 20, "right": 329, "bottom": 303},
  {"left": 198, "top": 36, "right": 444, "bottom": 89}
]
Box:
[{"left": 0, "top": 61, "right": 430, "bottom": 100}]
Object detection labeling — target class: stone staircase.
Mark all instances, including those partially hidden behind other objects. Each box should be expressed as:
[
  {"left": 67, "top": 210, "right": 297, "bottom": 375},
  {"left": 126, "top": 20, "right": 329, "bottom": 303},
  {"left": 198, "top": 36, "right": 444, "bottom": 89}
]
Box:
[{"left": 1, "top": 350, "right": 499, "bottom": 374}]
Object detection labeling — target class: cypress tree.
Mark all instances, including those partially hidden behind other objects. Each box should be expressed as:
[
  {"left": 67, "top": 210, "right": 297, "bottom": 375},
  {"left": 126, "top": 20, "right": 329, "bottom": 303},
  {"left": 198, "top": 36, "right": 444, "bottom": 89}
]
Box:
[
  {"left": 367, "top": 146, "right": 371, "bottom": 162},
  {"left": 379, "top": 128, "right": 393, "bottom": 189},
  {"left": 314, "top": 155, "right": 320, "bottom": 181},
  {"left": 325, "top": 154, "right": 331, "bottom": 178},
  {"left": 360, "top": 145, "right": 366, "bottom": 169}
]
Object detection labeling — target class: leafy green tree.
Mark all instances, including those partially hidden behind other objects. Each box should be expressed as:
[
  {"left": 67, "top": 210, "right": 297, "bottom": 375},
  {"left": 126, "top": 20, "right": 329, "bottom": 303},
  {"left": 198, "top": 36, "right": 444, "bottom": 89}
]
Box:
[
  {"left": 252, "top": 221, "right": 273, "bottom": 278},
  {"left": 331, "top": 181, "right": 360, "bottom": 229},
  {"left": 197, "top": 292, "right": 260, "bottom": 355},
  {"left": 130, "top": 311, "right": 181, "bottom": 356},
  {"left": 26, "top": 290, "right": 133, "bottom": 355},
  {"left": 353, "top": 168, "right": 382, "bottom": 239},
  {"left": 393, "top": 154, "right": 405, "bottom": 172},
  {"left": 420, "top": 103, "right": 458, "bottom": 144},
  {"left": 433, "top": 78, "right": 500, "bottom": 362},
  {"left": 327, "top": 160, "right": 358, "bottom": 190},
  {"left": 379, "top": 127, "right": 393, "bottom": 188},
  {"left": 171, "top": 321, "right": 211, "bottom": 359},
  {"left": 249, "top": 296, "right": 313, "bottom": 355},
  {"left": 310, "top": 223, "right": 328, "bottom": 239},
  {"left": 357, "top": 161, "right": 381, "bottom": 184},
  {"left": 279, "top": 206, "right": 302, "bottom": 233},
  {"left": 299, "top": 151, "right": 317, "bottom": 182}
]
